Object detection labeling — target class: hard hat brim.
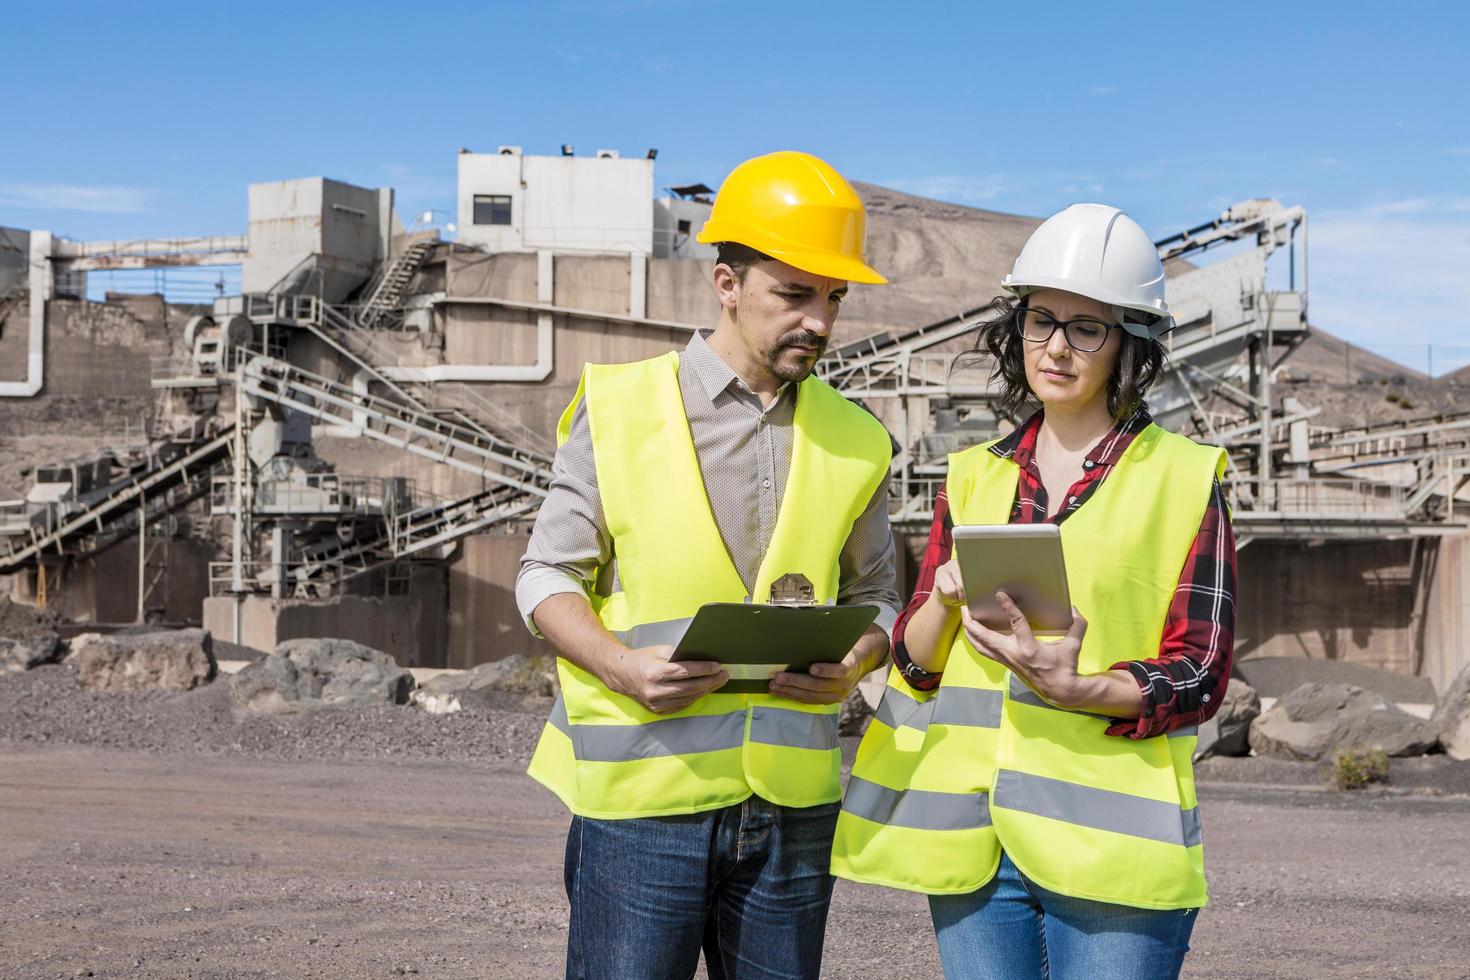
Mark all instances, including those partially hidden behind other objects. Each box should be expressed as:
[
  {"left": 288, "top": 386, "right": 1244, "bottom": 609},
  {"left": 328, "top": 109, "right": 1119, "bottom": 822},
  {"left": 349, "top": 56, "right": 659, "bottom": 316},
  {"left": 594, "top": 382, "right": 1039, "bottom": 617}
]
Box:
[
  {"left": 764, "top": 246, "right": 887, "bottom": 285},
  {"left": 699, "top": 234, "right": 887, "bottom": 284}
]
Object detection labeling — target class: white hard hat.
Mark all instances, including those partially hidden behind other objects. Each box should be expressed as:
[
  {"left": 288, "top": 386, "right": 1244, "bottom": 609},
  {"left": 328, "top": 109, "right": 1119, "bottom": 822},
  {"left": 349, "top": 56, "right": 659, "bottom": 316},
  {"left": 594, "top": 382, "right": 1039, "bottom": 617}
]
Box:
[{"left": 1001, "top": 203, "right": 1173, "bottom": 339}]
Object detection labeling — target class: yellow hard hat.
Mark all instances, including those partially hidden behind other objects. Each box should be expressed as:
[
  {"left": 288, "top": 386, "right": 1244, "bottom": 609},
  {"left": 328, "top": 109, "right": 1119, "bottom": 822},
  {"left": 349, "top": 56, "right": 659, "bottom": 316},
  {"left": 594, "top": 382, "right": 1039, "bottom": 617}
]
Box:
[{"left": 697, "top": 151, "right": 886, "bottom": 284}]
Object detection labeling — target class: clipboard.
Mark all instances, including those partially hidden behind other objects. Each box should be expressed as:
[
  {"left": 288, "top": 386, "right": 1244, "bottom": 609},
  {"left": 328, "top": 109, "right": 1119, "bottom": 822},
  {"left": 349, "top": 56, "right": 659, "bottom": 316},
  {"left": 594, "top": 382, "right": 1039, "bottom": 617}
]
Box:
[{"left": 670, "top": 602, "right": 880, "bottom": 694}]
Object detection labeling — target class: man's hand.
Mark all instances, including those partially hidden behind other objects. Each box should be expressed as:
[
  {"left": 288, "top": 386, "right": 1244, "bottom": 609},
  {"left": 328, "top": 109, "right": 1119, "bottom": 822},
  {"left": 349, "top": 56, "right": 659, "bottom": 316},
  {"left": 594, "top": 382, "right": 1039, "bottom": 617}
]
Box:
[
  {"left": 961, "top": 591, "right": 1088, "bottom": 708},
  {"left": 606, "top": 644, "right": 728, "bottom": 715},
  {"left": 768, "top": 625, "right": 889, "bottom": 705}
]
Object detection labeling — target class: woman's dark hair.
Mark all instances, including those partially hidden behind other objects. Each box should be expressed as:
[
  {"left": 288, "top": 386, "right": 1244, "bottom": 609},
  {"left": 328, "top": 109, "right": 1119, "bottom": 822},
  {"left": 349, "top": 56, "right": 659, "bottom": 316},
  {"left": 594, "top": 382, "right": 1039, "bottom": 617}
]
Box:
[{"left": 957, "top": 295, "right": 1167, "bottom": 421}]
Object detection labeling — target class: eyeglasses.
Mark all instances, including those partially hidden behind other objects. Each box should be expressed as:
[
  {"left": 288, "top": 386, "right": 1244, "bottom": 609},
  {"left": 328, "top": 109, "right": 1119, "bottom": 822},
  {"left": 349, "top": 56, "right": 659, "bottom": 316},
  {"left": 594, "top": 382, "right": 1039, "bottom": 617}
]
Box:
[{"left": 1015, "top": 308, "right": 1118, "bottom": 353}]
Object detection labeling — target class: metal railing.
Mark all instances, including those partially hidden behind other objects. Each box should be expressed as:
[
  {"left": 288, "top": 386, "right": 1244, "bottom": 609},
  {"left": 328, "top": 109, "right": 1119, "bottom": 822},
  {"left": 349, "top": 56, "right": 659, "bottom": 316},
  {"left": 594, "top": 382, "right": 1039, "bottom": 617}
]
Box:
[{"left": 209, "top": 473, "right": 416, "bottom": 517}]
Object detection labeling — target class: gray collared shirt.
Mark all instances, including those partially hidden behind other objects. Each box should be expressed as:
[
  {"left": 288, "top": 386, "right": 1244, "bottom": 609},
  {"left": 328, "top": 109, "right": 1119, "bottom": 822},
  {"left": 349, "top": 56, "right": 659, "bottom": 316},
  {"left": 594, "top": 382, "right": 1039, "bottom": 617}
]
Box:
[{"left": 516, "top": 330, "right": 900, "bottom": 637}]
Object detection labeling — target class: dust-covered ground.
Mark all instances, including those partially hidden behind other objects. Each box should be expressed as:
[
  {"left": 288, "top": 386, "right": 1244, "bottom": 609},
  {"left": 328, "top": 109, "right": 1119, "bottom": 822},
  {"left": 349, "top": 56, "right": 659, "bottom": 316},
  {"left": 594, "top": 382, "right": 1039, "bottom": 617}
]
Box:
[{"left": 2, "top": 665, "right": 1468, "bottom": 979}]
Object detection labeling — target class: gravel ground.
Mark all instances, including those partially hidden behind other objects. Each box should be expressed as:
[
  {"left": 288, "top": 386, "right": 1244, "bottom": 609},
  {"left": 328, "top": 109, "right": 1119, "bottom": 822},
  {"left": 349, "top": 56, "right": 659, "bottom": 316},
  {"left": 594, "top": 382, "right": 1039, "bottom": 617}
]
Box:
[
  {"left": 3, "top": 666, "right": 1470, "bottom": 978},
  {"left": 0, "top": 663, "right": 548, "bottom": 765}
]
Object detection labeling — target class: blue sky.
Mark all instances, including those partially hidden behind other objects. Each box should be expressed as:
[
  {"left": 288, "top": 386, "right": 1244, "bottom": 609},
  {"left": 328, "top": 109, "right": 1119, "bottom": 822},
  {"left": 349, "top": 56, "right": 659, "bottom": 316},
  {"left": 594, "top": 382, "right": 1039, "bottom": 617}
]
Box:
[{"left": 4, "top": 1, "right": 1469, "bottom": 371}]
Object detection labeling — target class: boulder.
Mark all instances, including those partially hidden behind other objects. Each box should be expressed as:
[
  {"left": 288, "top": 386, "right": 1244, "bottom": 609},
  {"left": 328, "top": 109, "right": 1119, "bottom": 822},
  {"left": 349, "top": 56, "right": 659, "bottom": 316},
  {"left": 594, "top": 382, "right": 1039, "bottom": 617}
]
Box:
[
  {"left": 231, "top": 638, "right": 413, "bottom": 713},
  {"left": 1431, "top": 664, "right": 1470, "bottom": 761},
  {"left": 838, "top": 686, "right": 875, "bottom": 737},
  {"left": 409, "top": 688, "right": 464, "bottom": 716},
  {"left": 1248, "top": 682, "right": 1439, "bottom": 761},
  {"left": 1, "top": 635, "right": 61, "bottom": 672},
  {"left": 462, "top": 653, "right": 557, "bottom": 697},
  {"left": 74, "top": 629, "right": 216, "bottom": 691},
  {"left": 230, "top": 655, "right": 308, "bottom": 714},
  {"left": 1195, "top": 680, "right": 1261, "bottom": 760},
  {"left": 0, "top": 596, "right": 60, "bottom": 641}
]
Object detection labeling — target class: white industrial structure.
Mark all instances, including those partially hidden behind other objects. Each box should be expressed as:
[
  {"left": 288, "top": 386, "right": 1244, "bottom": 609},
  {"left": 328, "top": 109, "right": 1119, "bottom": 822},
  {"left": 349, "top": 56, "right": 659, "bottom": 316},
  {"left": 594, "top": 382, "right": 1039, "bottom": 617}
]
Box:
[
  {"left": 2, "top": 145, "right": 1467, "bottom": 681},
  {"left": 456, "top": 146, "right": 656, "bottom": 255}
]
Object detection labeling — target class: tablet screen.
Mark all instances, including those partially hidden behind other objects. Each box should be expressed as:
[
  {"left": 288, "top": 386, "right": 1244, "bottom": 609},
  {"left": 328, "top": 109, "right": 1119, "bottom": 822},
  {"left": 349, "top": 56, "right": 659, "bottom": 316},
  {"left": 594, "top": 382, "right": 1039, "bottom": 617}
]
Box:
[{"left": 953, "top": 525, "right": 1073, "bottom": 634}]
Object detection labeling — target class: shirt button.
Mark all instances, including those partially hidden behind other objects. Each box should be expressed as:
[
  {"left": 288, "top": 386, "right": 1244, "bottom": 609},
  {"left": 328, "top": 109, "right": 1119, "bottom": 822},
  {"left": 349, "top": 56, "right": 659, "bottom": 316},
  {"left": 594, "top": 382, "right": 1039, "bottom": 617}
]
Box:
[
  {"left": 1203, "top": 693, "right": 1211, "bottom": 702},
  {"left": 1068, "top": 496, "right": 1077, "bottom": 504},
  {"left": 763, "top": 479, "right": 771, "bottom": 489},
  {"left": 1084, "top": 460, "right": 1095, "bottom": 469}
]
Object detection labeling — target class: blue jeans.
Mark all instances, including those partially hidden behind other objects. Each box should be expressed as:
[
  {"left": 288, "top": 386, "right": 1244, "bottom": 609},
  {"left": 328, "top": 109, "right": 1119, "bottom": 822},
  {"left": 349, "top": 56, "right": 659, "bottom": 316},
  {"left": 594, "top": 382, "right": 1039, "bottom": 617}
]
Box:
[
  {"left": 564, "top": 797, "right": 839, "bottom": 980},
  {"left": 929, "top": 852, "right": 1197, "bottom": 980}
]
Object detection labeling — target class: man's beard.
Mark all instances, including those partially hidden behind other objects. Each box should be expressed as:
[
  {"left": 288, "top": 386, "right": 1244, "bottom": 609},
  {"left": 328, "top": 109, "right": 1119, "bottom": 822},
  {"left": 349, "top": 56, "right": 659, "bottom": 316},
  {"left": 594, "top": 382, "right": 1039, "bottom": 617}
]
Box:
[{"left": 761, "top": 328, "right": 829, "bottom": 383}]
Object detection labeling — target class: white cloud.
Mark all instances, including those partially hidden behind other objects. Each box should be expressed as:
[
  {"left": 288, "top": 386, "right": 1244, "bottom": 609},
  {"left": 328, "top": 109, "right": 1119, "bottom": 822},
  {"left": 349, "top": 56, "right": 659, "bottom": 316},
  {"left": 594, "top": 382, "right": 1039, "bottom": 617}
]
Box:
[
  {"left": 1308, "top": 196, "right": 1470, "bottom": 373},
  {"left": 0, "top": 183, "right": 147, "bottom": 213},
  {"left": 884, "top": 174, "right": 1015, "bottom": 205}
]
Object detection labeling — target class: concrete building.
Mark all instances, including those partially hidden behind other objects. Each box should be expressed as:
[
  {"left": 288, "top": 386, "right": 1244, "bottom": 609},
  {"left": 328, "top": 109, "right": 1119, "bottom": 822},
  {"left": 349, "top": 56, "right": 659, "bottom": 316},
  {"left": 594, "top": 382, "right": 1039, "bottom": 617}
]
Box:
[
  {"left": 456, "top": 146, "right": 655, "bottom": 255},
  {"left": 243, "top": 178, "right": 396, "bottom": 302},
  {"left": 653, "top": 185, "right": 716, "bottom": 260}
]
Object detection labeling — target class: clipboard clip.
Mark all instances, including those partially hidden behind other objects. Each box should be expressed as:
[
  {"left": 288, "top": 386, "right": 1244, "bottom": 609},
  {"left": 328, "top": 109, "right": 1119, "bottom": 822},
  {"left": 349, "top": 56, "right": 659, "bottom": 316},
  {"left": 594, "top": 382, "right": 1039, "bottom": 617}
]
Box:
[{"left": 769, "top": 572, "right": 818, "bottom": 608}]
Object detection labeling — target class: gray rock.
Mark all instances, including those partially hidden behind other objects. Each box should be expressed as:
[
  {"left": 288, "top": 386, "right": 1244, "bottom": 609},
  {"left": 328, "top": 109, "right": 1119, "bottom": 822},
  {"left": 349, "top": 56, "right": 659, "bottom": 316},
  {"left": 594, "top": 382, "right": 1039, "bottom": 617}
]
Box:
[
  {"left": 1249, "top": 682, "right": 1439, "bottom": 761},
  {"left": 1195, "top": 680, "right": 1261, "bottom": 760},
  {"left": 838, "top": 686, "right": 874, "bottom": 737},
  {"left": 420, "top": 670, "right": 472, "bottom": 696},
  {"left": 1431, "top": 664, "right": 1470, "bottom": 761},
  {"left": 0, "top": 596, "right": 60, "bottom": 641},
  {"left": 463, "top": 653, "right": 557, "bottom": 697},
  {"left": 230, "top": 655, "right": 307, "bottom": 714},
  {"left": 74, "top": 629, "right": 216, "bottom": 692},
  {"left": 1, "top": 635, "right": 61, "bottom": 672},
  {"left": 231, "top": 638, "right": 413, "bottom": 713}
]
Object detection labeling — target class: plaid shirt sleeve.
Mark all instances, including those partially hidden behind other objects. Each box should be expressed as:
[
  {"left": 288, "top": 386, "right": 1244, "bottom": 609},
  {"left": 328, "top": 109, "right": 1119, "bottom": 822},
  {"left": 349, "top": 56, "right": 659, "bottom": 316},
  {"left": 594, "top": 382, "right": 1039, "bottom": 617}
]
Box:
[
  {"left": 889, "top": 482, "right": 951, "bottom": 691},
  {"left": 1106, "top": 478, "right": 1237, "bottom": 739}
]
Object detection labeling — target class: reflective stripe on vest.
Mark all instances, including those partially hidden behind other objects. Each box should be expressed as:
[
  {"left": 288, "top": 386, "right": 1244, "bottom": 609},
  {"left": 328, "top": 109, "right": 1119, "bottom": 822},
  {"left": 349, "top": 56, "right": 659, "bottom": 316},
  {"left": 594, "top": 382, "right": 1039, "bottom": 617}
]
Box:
[
  {"left": 526, "top": 352, "right": 892, "bottom": 819},
  {"left": 547, "top": 695, "right": 838, "bottom": 760},
  {"left": 873, "top": 682, "right": 1003, "bottom": 733},
  {"left": 993, "top": 769, "right": 1202, "bottom": 848},
  {"left": 832, "top": 423, "right": 1224, "bottom": 907},
  {"left": 844, "top": 776, "right": 991, "bottom": 832}
]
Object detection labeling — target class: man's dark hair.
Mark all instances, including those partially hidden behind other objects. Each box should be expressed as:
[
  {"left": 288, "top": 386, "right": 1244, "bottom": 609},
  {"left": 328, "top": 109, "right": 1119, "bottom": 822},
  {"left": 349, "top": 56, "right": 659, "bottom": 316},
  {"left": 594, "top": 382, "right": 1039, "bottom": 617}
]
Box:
[
  {"left": 715, "top": 242, "right": 773, "bottom": 282},
  {"left": 958, "top": 295, "right": 1166, "bottom": 421}
]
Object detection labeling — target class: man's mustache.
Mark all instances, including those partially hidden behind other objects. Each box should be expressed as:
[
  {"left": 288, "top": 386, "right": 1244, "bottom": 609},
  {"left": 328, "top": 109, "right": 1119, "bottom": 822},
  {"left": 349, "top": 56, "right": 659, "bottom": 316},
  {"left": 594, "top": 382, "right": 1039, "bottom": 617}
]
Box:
[{"left": 776, "top": 330, "right": 828, "bottom": 354}]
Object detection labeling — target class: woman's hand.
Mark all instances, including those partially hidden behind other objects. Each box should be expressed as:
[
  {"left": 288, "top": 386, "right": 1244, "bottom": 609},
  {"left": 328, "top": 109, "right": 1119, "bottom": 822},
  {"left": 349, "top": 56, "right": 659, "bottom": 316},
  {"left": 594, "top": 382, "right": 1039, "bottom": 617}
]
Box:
[
  {"left": 931, "top": 559, "right": 966, "bottom": 609},
  {"left": 960, "top": 591, "right": 1088, "bottom": 708}
]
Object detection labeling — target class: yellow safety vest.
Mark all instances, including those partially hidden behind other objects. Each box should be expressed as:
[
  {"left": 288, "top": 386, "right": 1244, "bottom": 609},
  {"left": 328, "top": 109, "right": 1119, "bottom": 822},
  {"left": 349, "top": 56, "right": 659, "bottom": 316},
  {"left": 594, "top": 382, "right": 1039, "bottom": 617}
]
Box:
[
  {"left": 528, "top": 351, "right": 893, "bottom": 820},
  {"left": 831, "top": 423, "right": 1225, "bottom": 910}
]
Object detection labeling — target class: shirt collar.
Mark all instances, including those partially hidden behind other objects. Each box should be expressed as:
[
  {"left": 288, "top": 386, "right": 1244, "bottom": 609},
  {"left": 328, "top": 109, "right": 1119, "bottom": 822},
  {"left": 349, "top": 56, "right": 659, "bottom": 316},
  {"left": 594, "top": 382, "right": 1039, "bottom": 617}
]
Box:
[
  {"left": 685, "top": 330, "right": 795, "bottom": 406},
  {"left": 989, "top": 406, "right": 1153, "bottom": 468}
]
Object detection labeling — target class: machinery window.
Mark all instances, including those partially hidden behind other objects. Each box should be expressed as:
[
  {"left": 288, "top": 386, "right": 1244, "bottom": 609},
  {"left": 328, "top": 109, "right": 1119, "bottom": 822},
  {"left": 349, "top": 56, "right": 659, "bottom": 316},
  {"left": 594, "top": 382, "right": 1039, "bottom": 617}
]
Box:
[
  {"left": 677, "top": 219, "right": 692, "bottom": 234},
  {"left": 473, "top": 195, "right": 513, "bottom": 225}
]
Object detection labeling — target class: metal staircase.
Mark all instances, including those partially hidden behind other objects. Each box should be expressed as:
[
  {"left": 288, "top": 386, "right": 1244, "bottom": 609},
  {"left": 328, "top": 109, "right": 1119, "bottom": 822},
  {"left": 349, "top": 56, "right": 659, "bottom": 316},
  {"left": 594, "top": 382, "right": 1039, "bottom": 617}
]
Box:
[
  {"left": 244, "top": 293, "right": 555, "bottom": 460},
  {"left": 235, "top": 353, "right": 552, "bottom": 495},
  {"left": 355, "top": 239, "right": 437, "bottom": 330}
]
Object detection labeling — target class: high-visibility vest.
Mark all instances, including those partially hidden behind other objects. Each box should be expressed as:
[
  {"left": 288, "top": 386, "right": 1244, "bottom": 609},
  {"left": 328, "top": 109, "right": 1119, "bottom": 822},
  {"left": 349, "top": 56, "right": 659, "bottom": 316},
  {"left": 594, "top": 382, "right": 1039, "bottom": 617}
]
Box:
[
  {"left": 831, "top": 424, "right": 1226, "bottom": 910},
  {"left": 527, "top": 351, "right": 893, "bottom": 820}
]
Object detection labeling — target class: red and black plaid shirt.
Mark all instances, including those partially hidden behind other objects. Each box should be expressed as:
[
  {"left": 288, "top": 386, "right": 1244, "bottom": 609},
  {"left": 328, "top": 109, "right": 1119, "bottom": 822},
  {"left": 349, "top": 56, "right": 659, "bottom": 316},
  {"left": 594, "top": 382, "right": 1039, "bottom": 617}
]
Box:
[{"left": 892, "top": 408, "right": 1237, "bottom": 739}]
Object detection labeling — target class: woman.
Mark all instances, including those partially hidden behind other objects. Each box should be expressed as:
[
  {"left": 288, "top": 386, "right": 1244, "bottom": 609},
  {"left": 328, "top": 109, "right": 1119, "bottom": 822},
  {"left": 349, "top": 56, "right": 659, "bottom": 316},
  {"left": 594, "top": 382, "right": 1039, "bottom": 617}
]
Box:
[{"left": 830, "top": 204, "right": 1236, "bottom": 980}]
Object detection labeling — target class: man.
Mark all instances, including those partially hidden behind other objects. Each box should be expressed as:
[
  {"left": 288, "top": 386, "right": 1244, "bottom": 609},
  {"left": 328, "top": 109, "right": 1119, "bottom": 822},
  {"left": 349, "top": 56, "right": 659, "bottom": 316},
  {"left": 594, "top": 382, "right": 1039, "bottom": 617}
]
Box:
[{"left": 517, "top": 150, "right": 901, "bottom": 979}]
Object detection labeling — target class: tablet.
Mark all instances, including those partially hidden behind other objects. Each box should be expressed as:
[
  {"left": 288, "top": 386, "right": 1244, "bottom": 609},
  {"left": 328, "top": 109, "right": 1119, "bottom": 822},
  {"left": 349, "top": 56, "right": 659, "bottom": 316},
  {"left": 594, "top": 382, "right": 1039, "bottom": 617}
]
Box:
[
  {"left": 670, "top": 602, "right": 879, "bottom": 694},
  {"left": 953, "top": 524, "right": 1073, "bottom": 635}
]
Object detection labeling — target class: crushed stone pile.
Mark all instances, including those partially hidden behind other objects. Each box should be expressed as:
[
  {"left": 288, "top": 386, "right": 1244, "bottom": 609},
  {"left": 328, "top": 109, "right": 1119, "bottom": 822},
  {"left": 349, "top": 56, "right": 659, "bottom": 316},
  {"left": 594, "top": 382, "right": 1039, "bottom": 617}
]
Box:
[
  {"left": 0, "top": 596, "right": 60, "bottom": 641},
  {"left": 0, "top": 662, "right": 550, "bottom": 766}
]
